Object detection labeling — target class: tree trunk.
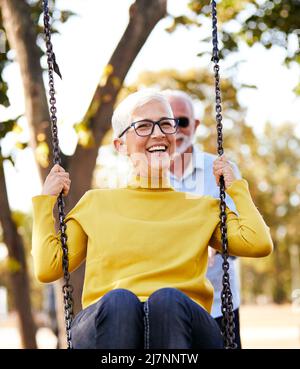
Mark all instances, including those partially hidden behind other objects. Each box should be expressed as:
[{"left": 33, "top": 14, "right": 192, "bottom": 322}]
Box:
[
  {"left": 289, "top": 244, "right": 300, "bottom": 293},
  {"left": 0, "top": 162, "right": 37, "bottom": 348},
  {"left": 272, "top": 240, "right": 286, "bottom": 303}
]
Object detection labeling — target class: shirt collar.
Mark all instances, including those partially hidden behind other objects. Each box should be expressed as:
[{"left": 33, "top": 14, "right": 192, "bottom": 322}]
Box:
[{"left": 170, "top": 145, "right": 204, "bottom": 181}]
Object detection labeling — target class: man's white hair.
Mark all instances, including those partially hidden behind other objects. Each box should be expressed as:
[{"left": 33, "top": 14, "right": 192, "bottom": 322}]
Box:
[
  {"left": 161, "top": 89, "right": 195, "bottom": 119},
  {"left": 112, "top": 89, "right": 172, "bottom": 140}
]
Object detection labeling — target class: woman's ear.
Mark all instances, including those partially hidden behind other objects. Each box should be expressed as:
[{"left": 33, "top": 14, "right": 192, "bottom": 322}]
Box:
[{"left": 113, "top": 138, "right": 128, "bottom": 155}]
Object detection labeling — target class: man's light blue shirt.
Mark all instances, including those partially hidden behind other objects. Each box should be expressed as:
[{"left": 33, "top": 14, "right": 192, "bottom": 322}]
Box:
[{"left": 169, "top": 145, "right": 241, "bottom": 317}]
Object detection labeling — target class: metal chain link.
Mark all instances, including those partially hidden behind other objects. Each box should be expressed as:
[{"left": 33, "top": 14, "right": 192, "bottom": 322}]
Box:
[
  {"left": 211, "top": 0, "right": 237, "bottom": 349},
  {"left": 42, "top": 0, "right": 74, "bottom": 349}
]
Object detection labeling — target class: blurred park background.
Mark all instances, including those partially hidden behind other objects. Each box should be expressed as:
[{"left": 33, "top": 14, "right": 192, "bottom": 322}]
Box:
[{"left": 0, "top": 0, "right": 300, "bottom": 349}]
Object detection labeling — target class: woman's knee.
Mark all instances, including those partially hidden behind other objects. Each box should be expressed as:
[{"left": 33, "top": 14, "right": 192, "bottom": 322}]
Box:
[
  {"left": 102, "top": 288, "right": 140, "bottom": 302},
  {"left": 148, "top": 287, "right": 188, "bottom": 304},
  {"left": 99, "top": 288, "right": 142, "bottom": 314},
  {"left": 148, "top": 288, "right": 191, "bottom": 315},
  {"left": 71, "top": 289, "right": 143, "bottom": 349}
]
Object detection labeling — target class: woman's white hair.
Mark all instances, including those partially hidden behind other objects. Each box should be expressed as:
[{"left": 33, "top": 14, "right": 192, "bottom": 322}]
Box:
[{"left": 112, "top": 89, "right": 173, "bottom": 140}]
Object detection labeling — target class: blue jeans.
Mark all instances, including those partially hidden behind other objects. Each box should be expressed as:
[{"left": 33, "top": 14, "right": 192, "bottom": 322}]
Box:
[{"left": 70, "top": 287, "right": 224, "bottom": 349}]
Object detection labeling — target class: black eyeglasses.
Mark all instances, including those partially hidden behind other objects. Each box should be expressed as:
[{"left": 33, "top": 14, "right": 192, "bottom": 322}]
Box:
[
  {"left": 176, "top": 116, "right": 190, "bottom": 128},
  {"left": 118, "top": 117, "right": 179, "bottom": 138}
]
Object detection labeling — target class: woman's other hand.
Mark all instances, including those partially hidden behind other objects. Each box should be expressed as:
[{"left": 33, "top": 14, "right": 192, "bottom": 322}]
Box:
[
  {"left": 213, "top": 155, "right": 237, "bottom": 189},
  {"left": 41, "top": 164, "right": 71, "bottom": 196}
]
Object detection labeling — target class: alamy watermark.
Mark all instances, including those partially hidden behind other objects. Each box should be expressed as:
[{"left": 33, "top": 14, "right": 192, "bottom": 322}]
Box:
[{"left": 97, "top": 152, "right": 205, "bottom": 199}]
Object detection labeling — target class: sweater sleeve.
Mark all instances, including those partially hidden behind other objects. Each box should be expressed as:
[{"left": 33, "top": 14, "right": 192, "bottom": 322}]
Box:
[
  {"left": 209, "top": 179, "right": 273, "bottom": 257},
  {"left": 31, "top": 192, "right": 89, "bottom": 283}
]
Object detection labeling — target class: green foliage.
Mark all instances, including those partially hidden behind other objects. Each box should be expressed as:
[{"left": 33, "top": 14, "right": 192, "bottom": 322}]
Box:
[
  {"left": 188, "top": 0, "right": 255, "bottom": 22},
  {"left": 0, "top": 117, "right": 15, "bottom": 139},
  {"left": 122, "top": 68, "right": 242, "bottom": 119},
  {"left": 170, "top": 0, "right": 300, "bottom": 64},
  {"left": 0, "top": 0, "right": 75, "bottom": 111},
  {"left": 293, "top": 81, "right": 300, "bottom": 95},
  {"left": 242, "top": 0, "right": 300, "bottom": 47},
  {"left": 0, "top": 116, "right": 26, "bottom": 165},
  {"left": 165, "top": 15, "right": 201, "bottom": 33},
  {"left": 0, "top": 1, "right": 74, "bottom": 163},
  {"left": 233, "top": 122, "right": 300, "bottom": 303},
  {"left": 0, "top": 18, "right": 10, "bottom": 107}
]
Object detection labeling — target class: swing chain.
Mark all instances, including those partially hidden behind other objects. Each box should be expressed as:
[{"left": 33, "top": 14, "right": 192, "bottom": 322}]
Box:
[
  {"left": 43, "top": 0, "right": 74, "bottom": 349},
  {"left": 211, "top": 0, "right": 237, "bottom": 349}
]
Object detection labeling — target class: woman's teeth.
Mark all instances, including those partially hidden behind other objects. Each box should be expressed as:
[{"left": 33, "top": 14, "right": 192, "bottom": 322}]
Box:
[{"left": 147, "top": 145, "right": 167, "bottom": 152}]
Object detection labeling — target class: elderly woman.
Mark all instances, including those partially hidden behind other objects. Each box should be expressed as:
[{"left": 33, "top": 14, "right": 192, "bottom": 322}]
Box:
[{"left": 31, "top": 90, "right": 273, "bottom": 349}]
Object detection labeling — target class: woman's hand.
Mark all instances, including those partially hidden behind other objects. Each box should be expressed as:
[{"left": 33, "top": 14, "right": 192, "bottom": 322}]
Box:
[
  {"left": 41, "top": 164, "right": 71, "bottom": 196},
  {"left": 213, "top": 155, "right": 236, "bottom": 189}
]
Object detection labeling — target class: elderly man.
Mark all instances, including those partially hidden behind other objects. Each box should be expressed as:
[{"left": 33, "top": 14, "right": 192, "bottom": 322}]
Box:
[{"left": 163, "top": 89, "right": 242, "bottom": 348}]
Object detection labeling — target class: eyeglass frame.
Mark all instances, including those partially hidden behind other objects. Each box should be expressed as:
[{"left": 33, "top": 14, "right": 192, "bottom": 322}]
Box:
[{"left": 118, "top": 117, "right": 179, "bottom": 138}]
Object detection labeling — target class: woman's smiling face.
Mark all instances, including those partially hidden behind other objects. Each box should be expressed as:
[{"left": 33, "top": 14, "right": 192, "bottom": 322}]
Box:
[{"left": 119, "top": 99, "right": 177, "bottom": 175}]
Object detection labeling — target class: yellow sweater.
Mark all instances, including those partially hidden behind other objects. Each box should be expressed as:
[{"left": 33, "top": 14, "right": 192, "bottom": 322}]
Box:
[{"left": 31, "top": 179, "right": 273, "bottom": 312}]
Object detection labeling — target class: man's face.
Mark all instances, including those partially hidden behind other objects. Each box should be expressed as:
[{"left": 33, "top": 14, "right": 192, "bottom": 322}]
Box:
[{"left": 168, "top": 96, "right": 199, "bottom": 154}]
